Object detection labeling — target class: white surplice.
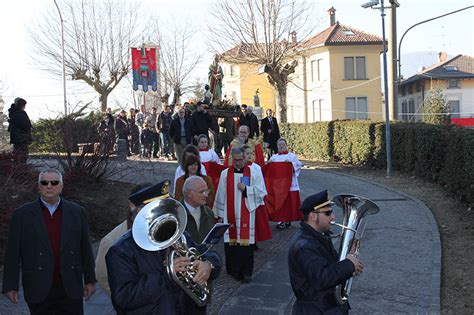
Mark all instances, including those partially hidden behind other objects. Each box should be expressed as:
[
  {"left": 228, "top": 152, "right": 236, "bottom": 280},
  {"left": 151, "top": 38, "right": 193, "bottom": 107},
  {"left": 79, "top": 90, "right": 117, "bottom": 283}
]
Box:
[
  {"left": 269, "top": 152, "right": 302, "bottom": 191},
  {"left": 213, "top": 167, "right": 267, "bottom": 244},
  {"left": 199, "top": 149, "right": 222, "bottom": 164}
]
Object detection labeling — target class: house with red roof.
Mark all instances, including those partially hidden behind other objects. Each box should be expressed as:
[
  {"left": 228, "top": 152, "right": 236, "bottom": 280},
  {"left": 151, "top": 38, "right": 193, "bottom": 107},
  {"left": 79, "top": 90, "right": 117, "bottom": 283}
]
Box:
[
  {"left": 219, "top": 7, "right": 384, "bottom": 123},
  {"left": 398, "top": 53, "right": 474, "bottom": 126}
]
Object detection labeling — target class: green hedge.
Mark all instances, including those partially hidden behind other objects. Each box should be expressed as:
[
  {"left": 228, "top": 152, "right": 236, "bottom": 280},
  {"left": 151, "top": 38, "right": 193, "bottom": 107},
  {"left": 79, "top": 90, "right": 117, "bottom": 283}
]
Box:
[
  {"left": 31, "top": 112, "right": 102, "bottom": 153},
  {"left": 280, "top": 121, "right": 474, "bottom": 205}
]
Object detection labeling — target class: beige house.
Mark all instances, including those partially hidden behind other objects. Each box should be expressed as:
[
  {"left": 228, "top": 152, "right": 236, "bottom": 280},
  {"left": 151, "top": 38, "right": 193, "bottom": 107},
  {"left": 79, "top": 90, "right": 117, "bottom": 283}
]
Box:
[
  {"left": 220, "top": 8, "right": 384, "bottom": 123},
  {"left": 397, "top": 53, "right": 474, "bottom": 123}
]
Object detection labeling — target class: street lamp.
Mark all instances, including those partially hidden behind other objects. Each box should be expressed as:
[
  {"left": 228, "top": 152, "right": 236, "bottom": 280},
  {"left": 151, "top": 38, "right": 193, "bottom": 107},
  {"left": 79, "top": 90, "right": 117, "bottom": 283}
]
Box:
[
  {"left": 362, "top": 0, "right": 392, "bottom": 178},
  {"left": 398, "top": 5, "right": 474, "bottom": 82},
  {"left": 53, "top": 0, "right": 67, "bottom": 116}
]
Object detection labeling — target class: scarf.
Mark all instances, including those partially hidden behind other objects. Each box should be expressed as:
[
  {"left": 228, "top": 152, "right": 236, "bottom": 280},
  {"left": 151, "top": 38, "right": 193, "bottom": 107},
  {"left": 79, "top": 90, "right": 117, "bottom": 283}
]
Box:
[
  {"left": 278, "top": 151, "right": 289, "bottom": 155},
  {"left": 226, "top": 165, "right": 251, "bottom": 245}
]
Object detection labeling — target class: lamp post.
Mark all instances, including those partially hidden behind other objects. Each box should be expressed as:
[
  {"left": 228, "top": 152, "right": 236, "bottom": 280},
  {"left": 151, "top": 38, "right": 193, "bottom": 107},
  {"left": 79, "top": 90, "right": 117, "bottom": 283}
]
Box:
[
  {"left": 362, "top": 0, "right": 392, "bottom": 178},
  {"left": 398, "top": 5, "right": 474, "bottom": 83},
  {"left": 53, "top": 0, "right": 67, "bottom": 116}
]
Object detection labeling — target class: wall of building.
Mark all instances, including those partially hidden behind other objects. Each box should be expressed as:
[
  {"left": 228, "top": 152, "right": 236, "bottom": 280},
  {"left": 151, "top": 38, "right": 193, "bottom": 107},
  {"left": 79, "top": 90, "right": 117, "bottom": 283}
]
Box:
[
  {"left": 328, "top": 45, "right": 383, "bottom": 121},
  {"left": 304, "top": 48, "right": 333, "bottom": 122},
  {"left": 286, "top": 55, "right": 306, "bottom": 123}
]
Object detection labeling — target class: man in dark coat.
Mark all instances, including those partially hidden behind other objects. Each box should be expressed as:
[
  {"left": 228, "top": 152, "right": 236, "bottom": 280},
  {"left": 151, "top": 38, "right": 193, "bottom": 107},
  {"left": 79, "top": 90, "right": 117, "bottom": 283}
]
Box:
[
  {"left": 7, "top": 97, "right": 32, "bottom": 162},
  {"left": 239, "top": 105, "right": 259, "bottom": 139},
  {"left": 106, "top": 184, "right": 222, "bottom": 315},
  {"left": 288, "top": 190, "right": 363, "bottom": 314},
  {"left": 260, "top": 108, "right": 280, "bottom": 157},
  {"left": 169, "top": 106, "right": 193, "bottom": 165},
  {"left": 2, "top": 169, "right": 96, "bottom": 313},
  {"left": 191, "top": 101, "right": 212, "bottom": 143},
  {"left": 181, "top": 176, "right": 216, "bottom": 315}
]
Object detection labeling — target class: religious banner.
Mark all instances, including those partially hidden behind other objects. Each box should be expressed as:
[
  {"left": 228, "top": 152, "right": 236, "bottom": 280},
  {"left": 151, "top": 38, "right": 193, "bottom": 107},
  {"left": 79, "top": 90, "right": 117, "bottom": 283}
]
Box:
[{"left": 131, "top": 47, "right": 158, "bottom": 92}]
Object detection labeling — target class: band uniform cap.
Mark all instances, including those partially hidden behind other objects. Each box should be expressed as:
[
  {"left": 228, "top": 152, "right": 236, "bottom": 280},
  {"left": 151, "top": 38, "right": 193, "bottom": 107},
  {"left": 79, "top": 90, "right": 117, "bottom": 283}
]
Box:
[
  {"left": 128, "top": 180, "right": 171, "bottom": 206},
  {"left": 299, "top": 190, "right": 334, "bottom": 214}
]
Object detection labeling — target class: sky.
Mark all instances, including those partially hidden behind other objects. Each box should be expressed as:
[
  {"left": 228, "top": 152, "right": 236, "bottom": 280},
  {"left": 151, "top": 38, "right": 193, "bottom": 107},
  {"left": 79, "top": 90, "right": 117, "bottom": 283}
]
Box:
[{"left": 0, "top": 0, "right": 473, "bottom": 121}]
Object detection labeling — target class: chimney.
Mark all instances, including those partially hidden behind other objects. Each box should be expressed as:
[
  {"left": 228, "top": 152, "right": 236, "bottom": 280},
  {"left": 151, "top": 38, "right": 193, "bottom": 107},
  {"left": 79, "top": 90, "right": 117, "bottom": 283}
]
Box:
[
  {"left": 290, "top": 31, "right": 297, "bottom": 44},
  {"left": 438, "top": 52, "right": 448, "bottom": 63},
  {"left": 328, "top": 7, "right": 336, "bottom": 26}
]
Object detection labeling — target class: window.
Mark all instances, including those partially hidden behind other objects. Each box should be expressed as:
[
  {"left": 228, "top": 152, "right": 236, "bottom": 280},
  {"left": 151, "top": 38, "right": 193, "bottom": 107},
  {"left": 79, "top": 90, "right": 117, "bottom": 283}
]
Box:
[
  {"left": 401, "top": 101, "right": 408, "bottom": 121},
  {"left": 448, "top": 79, "right": 460, "bottom": 89},
  {"left": 310, "top": 100, "right": 323, "bottom": 122},
  {"left": 344, "top": 57, "right": 366, "bottom": 80},
  {"left": 311, "top": 59, "right": 322, "bottom": 82},
  {"left": 448, "top": 100, "right": 460, "bottom": 118},
  {"left": 401, "top": 99, "right": 415, "bottom": 121},
  {"left": 345, "top": 97, "right": 368, "bottom": 119},
  {"left": 230, "top": 65, "right": 235, "bottom": 77}
]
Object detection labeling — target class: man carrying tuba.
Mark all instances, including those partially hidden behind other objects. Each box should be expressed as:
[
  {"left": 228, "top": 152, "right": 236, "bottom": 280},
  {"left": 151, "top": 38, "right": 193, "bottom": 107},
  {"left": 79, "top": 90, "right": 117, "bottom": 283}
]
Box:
[
  {"left": 288, "top": 190, "right": 364, "bottom": 314},
  {"left": 105, "top": 180, "right": 222, "bottom": 314}
]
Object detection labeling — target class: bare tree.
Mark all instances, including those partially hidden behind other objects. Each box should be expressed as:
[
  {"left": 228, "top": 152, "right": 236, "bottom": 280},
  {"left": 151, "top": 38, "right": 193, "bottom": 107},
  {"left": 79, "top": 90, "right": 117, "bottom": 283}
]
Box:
[
  {"left": 209, "top": 0, "right": 315, "bottom": 122},
  {"left": 30, "top": 0, "right": 140, "bottom": 112},
  {"left": 151, "top": 17, "right": 203, "bottom": 107}
]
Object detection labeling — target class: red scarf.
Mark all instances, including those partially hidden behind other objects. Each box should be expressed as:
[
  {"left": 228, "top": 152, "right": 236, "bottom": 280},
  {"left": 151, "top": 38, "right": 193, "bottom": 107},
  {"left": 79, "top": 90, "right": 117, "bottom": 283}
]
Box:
[
  {"left": 226, "top": 165, "right": 251, "bottom": 245},
  {"left": 199, "top": 148, "right": 209, "bottom": 151},
  {"left": 278, "top": 151, "right": 289, "bottom": 155}
]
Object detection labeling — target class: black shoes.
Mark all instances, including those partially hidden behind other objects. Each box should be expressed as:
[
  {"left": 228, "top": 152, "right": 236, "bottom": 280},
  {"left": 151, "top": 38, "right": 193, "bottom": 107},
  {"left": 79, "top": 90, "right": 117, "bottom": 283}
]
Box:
[{"left": 277, "top": 222, "right": 292, "bottom": 229}]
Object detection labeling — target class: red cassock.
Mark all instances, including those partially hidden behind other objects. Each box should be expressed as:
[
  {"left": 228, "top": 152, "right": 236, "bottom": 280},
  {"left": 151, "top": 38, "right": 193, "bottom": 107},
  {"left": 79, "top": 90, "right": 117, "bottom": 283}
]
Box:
[
  {"left": 202, "top": 162, "right": 227, "bottom": 193},
  {"left": 262, "top": 162, "right": 302, "bottom": 222}
]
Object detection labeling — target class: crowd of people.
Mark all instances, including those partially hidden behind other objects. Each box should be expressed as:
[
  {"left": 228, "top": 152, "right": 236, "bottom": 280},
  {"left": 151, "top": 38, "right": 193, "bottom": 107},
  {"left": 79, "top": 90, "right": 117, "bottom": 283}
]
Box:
[
  {"left": 3, "top": 98, "right": 365, "bottom": 314},
  {"left": 96, "top": 101, "right": 282, "bottom": 162}
]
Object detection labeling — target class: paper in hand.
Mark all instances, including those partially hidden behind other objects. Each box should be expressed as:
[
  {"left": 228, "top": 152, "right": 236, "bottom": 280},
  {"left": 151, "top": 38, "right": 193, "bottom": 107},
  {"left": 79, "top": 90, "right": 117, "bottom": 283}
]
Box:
[{"left": 202, "top": 223, "right": 231, "bottom": 245}]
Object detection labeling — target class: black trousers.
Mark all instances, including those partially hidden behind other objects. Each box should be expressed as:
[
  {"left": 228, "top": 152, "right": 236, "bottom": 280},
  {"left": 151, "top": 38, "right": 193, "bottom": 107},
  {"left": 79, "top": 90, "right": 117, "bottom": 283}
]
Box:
[
  {"left": 224, "top": 243, "right": 254, "bottom": 279},
  {"left": 27, "top": 283, "right": 83, "bottom": 315}
]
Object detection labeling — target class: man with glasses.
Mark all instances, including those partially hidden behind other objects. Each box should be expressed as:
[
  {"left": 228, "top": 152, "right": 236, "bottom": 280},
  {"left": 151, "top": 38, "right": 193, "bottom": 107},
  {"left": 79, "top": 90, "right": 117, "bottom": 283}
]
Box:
[
  {"left": 214, "top": 147, "right": 267, "bottom": 283},
  {"left": 182, "top": 176, "right": 215, "bottom": 315},
  {"left": 2, "top": 169, "right": 96, "bottom": 314},
  {"left": 288, "top": 190, "right": 364, "bottom": 314}
]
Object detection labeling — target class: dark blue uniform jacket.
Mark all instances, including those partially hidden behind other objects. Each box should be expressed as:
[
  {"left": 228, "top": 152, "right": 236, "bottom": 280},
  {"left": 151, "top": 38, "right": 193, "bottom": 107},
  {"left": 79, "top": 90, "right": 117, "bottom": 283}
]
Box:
[
  {"left": 106, "top": 231, "right": 221, "bottom": 314},
  {"left": 288, "top": 222, "right": 355, "bottom": 314}
]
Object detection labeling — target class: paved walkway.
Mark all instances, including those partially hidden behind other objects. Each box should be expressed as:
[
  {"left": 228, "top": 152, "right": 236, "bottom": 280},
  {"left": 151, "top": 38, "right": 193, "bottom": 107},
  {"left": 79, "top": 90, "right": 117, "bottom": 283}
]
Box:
[{"left": 0, "top": 160, "right": 441, "bottom": 314}]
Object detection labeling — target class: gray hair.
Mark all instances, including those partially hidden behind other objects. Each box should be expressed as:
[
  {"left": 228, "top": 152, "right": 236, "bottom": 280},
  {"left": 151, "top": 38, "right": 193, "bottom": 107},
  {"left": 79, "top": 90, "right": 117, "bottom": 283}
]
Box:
[
  {"left": 183, "top": 176, "right": 206, "bottom": 195},
  {"left": 38, "top": 169, "right": 63, "bottom": 184},
  {"left": 231, "top": 146, "right": 245, "bottom": 157},
  {"left": 247, "top": 106, "right": 253, "bottom": 112},
  {"left": 238, "top": 125, "right": 250, "bottom": 133}
]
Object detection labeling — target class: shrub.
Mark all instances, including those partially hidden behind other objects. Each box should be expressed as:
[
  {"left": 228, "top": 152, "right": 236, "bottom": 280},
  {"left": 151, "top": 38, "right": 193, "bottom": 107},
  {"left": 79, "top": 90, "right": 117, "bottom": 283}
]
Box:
[{"left": 281, "top": 120, "right": 474, "bottom": 206}]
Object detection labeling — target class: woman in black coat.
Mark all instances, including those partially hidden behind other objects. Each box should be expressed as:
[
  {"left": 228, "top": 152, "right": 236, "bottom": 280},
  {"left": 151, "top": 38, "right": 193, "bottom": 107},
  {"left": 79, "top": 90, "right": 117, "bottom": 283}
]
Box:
[{"left": 8, "top": 97, "right": 32, "bottom": 162}]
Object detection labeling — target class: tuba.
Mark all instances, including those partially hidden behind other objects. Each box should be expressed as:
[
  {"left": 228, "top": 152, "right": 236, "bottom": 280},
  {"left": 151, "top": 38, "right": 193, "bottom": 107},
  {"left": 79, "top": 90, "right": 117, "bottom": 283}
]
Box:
[
  {"left": 132, "top": 197, "right": 209, "bottom": 307},
  {"left": 331, "top": 194, "right": 380, "bottom": 305}
]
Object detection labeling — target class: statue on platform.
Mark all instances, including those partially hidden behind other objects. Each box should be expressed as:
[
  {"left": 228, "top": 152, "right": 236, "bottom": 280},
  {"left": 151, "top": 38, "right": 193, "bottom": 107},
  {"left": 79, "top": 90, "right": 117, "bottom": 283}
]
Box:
[
  {"left": 253, "top": 89, "right": 260, "bottom": 107},
  {"left": 208, "top": 55, "right": 224, "bottom": 106}
]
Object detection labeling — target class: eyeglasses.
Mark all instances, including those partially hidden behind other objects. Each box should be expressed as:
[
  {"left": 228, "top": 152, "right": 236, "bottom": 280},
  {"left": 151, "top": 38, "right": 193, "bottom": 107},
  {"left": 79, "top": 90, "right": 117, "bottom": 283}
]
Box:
[
  {"left": 192, "top": 189, "right": 210, "bottom": 195},
  {"left": 312, "top": 209, "right": 333, "bottom": 217},
  {"left": 40, "top": 180, "right": 61, "bottom": 186}
]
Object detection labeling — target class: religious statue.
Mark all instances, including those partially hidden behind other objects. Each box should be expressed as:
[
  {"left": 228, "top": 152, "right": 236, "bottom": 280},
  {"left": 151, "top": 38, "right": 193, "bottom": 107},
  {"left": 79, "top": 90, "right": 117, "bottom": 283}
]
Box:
[
  {"left": 253, "top": 89, "right": 260, "bottom": 107},
  {"left": 208, "top": 54, "right": 224, "bottom": 106}
]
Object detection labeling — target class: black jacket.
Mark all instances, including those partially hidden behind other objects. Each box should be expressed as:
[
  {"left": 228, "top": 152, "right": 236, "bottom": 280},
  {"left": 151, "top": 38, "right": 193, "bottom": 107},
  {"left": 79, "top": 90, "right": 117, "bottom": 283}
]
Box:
[
  {"left": 169, "top": 116, "right": 193, "bottom": 145},
  {"left": 288, "top": 222, "right": 354, "bottom": 314},
  {"left": 8, "top": 106, "right": 32, "bottom": 145},
  {"left": 106, "top": 231, "right": 221, "bottom": 314},
  {"left": 239, "top": 113, "right": 259, "bottom": 139},
  {"left": 191, "top": 111, "right": 212, "bottom": 137},
  {"left": 260, "top": 116, "right": 280, "bottom": 150},
  {"left": 2, "top": 198, "right": 96, "bottom": 304}
]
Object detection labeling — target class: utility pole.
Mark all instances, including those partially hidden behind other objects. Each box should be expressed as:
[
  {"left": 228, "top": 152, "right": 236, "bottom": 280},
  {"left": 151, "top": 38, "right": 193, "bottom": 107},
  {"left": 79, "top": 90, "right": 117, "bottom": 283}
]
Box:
[
  {"left": 53, "top": 0, "right": 67, "bottom": 116},
  {"left": 387, "top": 0, "right": 399, "bottom": 120}
]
